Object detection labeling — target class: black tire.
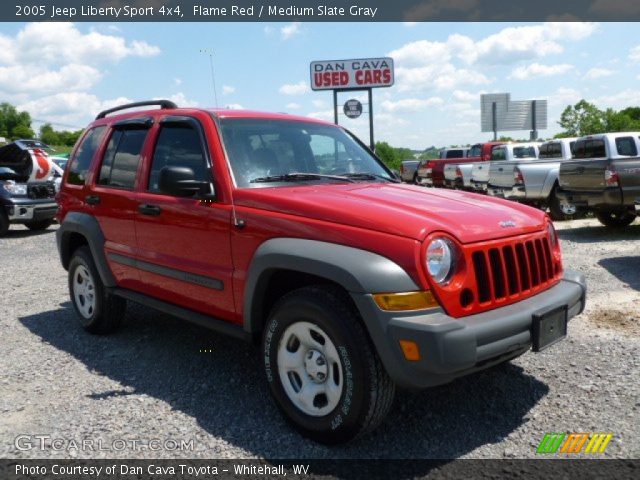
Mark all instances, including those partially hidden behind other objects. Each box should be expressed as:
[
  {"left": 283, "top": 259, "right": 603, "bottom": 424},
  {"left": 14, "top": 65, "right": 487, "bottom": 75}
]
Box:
[
  {"left": 548, "top": 186, "right": 571, "bottom": 221},
  {"left": 68, "top": 246, "right": 126, "bottom": 334},
  {"left": 413, "top": 172, "right": 419, "bottom": 184},
  {"left": 262, "top": 285, "right": 395, "bottom": 444},
  {"left": 25, "top": 219, "right": 53, "bottom": 231},
  {"left": 0, "top": 210, "right": 8, "bottom": 237},
  {"left": 595, "top": 210, "right": 636, "bottom": 228}
]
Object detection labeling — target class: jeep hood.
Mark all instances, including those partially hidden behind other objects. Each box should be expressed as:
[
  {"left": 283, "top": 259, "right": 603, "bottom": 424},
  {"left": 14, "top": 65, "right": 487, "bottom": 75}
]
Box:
[{"left": 233, "top": 183, "right": 547, "bottom": 244}]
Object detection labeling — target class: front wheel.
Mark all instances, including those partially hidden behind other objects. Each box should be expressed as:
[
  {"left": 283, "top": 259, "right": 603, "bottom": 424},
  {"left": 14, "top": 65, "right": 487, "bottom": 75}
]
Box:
[
  {"left": 262, "top": 286, "right": 395, "bottom": 444},
  {"left": 595, "top": 210, "right": 636, "bottom": 228},
  {"left": 25, "top": 219, "right": 53, "bottom": 231},
  {"left": 0, "top": 210, "right": 8, "bottom": 237}
]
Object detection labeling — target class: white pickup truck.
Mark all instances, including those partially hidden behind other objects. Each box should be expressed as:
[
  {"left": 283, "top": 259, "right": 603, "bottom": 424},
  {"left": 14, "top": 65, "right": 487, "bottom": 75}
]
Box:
[
  {"left": 487, "top": 138, "right": 577, "bottom": 220},
  {"left": 470, "top": 143, "right": 540, "bottom": 192}
]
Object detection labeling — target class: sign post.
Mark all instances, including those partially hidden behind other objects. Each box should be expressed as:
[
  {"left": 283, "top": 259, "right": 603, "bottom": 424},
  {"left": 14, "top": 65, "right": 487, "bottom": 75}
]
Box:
[{"left": 310, "top": 57, "right": 394, "bottom": 151}]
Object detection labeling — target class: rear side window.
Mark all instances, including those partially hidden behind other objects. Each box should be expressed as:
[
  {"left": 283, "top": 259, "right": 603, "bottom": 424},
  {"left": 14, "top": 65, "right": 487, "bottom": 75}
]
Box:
[
  {"left": 469, "top": 145, "right": 482, "bottom": 157},
  {"left": 513, "top": 147, "right": 536, "bottom": 159},
  {"left": 67, "top": 126, "right": 106, "bottom": 185},
  {"left": 445, "top": 150, "right": 465, "bottom": 159},
  {"left": 98, "top": 129, "right": 148, "bottom": 189},
  {"left": 148, "top": 124, "right": 208, "bottom": 193},
  {"left": 540, "top": 143, "right": 562, "bottom": 159},
  {"left": 491, "top": 147, "right": 506, "bottom": 160},
  {"left": 573, "top": 140, "right": 606, "bottom": 158},
  {"left": 615, "top": 137, "right": 637, "bottom": 156}
]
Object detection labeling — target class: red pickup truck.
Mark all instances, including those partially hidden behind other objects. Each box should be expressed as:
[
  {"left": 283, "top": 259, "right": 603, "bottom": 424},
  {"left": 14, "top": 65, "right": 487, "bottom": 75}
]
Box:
[
  {"left": 56, "top": 101, "right": 586, "bottom": 444},
  {"left": 417, "top": 142, "right": 503, "bottom": 188}
]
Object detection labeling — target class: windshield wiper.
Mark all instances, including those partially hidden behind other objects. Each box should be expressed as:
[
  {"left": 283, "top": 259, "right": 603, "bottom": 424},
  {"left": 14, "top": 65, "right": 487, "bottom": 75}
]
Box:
[
  {"left": 249, "top": 173, "right": 356, "bottom": 184},
  {"left": 337, "top": 172, "right": 400, "bottom": 183}
]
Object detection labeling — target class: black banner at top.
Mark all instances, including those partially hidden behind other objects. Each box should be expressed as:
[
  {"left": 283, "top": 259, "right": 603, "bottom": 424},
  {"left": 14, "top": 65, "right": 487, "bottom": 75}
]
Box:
[{"left": 4, "top": 0, "right": 640, "bottom": 22}]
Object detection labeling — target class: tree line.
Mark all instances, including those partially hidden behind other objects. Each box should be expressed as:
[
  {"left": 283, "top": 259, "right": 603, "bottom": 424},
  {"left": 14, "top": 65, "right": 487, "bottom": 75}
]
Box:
[{"left": 0, "top": 102, "right": 82, "bottom": 146}]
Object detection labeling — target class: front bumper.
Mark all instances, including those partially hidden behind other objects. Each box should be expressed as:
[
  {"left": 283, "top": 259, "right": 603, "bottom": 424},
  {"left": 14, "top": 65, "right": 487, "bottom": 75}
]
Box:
[
  {"left": 4, "top": 198, "right": 58, "bottom": 222},
  {"left": 487, "top": 184, "right": 526, "bottom": 200},
  {"left": 352, "top": 270, "right": 586, "bottom": 389},
  {"left": 556, "top": 187, "right": 623, "bottom": 210}
]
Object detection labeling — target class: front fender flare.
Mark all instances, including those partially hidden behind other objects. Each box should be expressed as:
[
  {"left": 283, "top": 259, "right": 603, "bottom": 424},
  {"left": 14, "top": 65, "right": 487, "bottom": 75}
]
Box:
[{"left": 243, "top": 238, "right": 419, "bottom": 334}]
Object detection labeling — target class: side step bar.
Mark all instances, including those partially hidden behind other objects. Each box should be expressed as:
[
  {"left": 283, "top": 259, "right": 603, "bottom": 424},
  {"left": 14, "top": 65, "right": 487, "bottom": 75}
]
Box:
[{"left": 111, "top": 288, "right": 250, "bottom": 342}]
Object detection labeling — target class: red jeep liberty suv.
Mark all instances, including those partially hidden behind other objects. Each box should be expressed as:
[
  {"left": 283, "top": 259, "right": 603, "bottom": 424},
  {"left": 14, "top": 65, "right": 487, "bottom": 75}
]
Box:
[{"left": 56, "top": 101, "right": 587, "bottom": 444}]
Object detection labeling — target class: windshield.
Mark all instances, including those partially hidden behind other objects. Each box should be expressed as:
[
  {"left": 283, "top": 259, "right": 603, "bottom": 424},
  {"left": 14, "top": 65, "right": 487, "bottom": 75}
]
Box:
[{"left": 219, "top": 118, "right": 392, "bottom": 188}]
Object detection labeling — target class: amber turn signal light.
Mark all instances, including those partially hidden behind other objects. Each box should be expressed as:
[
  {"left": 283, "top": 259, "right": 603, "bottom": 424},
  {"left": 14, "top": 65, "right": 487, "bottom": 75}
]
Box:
[
  {"left": 372, "top": 291, "right": 439, "bottom": 311},
  {"left": 399, "top": 340, "right": 421, "bottom": 361}
]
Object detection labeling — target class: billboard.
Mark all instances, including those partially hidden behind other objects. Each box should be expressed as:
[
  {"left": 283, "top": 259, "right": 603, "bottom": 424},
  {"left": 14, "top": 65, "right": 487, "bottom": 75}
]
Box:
[
  {"left": 310, "top": 57, "right": 394, "bottom": 91},
  {"left": 481, "top": 93, "right": 547, "bottom": 132}
]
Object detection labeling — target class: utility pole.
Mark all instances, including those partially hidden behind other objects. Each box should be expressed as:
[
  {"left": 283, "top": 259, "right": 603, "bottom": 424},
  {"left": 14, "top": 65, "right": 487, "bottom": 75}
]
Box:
[{"left": 200, "top": 48, "right": 219, "bottom": 108}]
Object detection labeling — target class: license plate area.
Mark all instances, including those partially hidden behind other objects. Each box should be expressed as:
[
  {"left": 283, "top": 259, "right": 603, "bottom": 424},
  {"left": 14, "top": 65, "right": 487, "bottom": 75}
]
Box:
[{"left": 532, "top": 305, "right": 567, "bottom": 352}]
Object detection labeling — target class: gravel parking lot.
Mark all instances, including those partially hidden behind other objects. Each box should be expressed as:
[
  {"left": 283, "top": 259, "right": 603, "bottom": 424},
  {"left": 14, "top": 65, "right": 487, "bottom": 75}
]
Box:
[{"left": 0, "top": 219, "right": 638, "bottom": 460}]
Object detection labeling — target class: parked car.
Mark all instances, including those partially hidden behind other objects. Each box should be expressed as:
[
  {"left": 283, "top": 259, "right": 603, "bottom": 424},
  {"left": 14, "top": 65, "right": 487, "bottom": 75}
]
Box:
[
  {"left": 471, "top": 143, "right": 540, "bottom": 192},
  {"left": 56, "top": 100, "right": 586, "bottom": 444},
  {"left": 416, "top": 147, "right": 469, "bottom": 186},
  {"left": 557, "top": 133, "right": 640, "bottom": 228},
  {"left": 399, "top": 159, "right": 420, "bottom": 182},
  {"left": 487, "top": 138, "right": 577, "bottom": 220},
  {"left": 441, "top": 142, "right": 504, "bottom": 189},
  {"left": 0, "top": 139, "right": 58, "bottom": 236}
]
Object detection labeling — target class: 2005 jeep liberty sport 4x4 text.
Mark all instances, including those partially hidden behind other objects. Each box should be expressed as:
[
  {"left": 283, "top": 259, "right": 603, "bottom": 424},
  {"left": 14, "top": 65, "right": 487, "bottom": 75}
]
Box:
[{"left": 56, "top": 101, "right": 587, "bottom": 444}]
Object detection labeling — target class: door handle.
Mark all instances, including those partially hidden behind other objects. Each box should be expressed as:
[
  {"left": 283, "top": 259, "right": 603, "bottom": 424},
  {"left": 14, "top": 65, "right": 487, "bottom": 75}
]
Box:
[
  {"left": 85, "top": 195, "right": 100, "bottom": 205},
  {"left": 138, "top": 204, "right": 162, "bottom": 216}
]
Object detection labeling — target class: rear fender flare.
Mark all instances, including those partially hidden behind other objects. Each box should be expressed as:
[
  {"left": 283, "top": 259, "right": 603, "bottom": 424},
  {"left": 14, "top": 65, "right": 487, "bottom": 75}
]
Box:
[{"left": 56, "top": 212, "right": 116, "bottom": 287}]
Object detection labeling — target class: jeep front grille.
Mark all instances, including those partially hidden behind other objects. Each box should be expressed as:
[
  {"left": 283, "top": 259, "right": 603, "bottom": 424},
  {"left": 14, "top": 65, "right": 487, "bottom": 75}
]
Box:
[{"left": 470, "top": 236, "right": 556, "bottom": 304}]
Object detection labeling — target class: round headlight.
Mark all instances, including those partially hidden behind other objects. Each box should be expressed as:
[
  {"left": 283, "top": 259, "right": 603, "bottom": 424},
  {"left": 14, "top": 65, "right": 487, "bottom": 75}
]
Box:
[{"left": 426, "top": 237, "right": 455, "bottom": 284}]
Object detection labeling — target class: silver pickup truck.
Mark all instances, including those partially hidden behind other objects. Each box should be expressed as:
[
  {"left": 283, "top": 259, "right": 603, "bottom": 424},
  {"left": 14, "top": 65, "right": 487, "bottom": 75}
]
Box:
[
  {"left": 400, "top": 159, "right": 420, "bottom": 183},
  {"left": 471, "top": 143, "right": 540, "bottom": 192},
  {"left": 444, "top": 163, "right": 473, "bottom": 189},
  {"left": 487, "top": 138, "right": 577, "bottom": 220}
]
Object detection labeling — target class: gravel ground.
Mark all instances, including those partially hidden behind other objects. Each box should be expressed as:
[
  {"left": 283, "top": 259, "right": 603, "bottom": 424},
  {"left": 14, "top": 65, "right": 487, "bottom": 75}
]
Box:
[{"left": 0, "top": 219, "right": 638, "bottom": 460}]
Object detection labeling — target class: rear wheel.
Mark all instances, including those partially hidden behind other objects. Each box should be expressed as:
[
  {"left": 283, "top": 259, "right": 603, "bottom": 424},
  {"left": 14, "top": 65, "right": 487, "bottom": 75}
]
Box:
[
  {"left": 0, "top": 210, "right": 8, "bottom": 237},
  {"left": 68, "top": 246, "right": 126, "bottom": 334},
  {"left": 25, "top": 219, "right": 53, "bottom": 231},
  {"left": 548, "top": 186, "right": 577, "bottom": 221},
  {"left": 413, "top": 172, "right": 419, "bottom": 185},
  {"left": 595, "top": 210, "right": 636, "bottom": 228},
  {"left": 262, "top": 285, "right": 395, "bottom": 444}
]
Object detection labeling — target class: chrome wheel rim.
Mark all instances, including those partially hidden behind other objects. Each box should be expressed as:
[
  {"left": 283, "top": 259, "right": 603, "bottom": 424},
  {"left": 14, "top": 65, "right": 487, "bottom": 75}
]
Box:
[
  {"left": 73, "top": 265, "right": 96, "bottom": 319},
  {"left": 277, "top": 321, "right": 343, "bottom": 417},
  {"left": 561, "top": 203, "right": 577, "bottom": 215}
]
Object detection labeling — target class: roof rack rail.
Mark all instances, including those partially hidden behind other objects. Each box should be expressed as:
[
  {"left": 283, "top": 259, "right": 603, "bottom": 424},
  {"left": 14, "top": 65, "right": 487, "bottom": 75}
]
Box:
[{"left": 95, "top": 100, "right": 178, "bottom": 120}]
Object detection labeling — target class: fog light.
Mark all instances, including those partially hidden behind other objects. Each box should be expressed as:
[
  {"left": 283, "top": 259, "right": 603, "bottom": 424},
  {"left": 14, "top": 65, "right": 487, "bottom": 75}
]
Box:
[
  {"left": 399, "top": 340, "right": 421, "bottom": 361},
  {"left": 373, "top": 291, "right": 439, "bottom": 311}
]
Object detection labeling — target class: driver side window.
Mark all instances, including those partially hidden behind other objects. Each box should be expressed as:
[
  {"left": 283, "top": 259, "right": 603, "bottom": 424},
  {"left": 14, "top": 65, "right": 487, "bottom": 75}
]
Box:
[{"left": 148, "top": 123, "right": 209, "bottom": 193}]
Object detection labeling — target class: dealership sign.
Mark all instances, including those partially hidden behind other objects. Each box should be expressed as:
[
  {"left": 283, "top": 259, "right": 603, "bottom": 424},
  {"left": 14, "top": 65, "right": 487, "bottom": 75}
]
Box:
[{"left": 310, "top": 57, "right": 394, "bottom": 90}]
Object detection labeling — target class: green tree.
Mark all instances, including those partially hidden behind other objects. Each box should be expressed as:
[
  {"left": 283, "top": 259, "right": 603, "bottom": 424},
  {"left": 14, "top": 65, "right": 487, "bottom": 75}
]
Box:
[
  {"left": 40, "top": 123, "right": 60, "bottom": 145},
  {"left": 374, "top": 141, "right": 400, "bottom": 170},
  {"left": 11, "top": 124, "right": 35, "bottom": 139},
  {"left": 0, "top": 102, "right": 33, "bottom": 139},
  {"left": 558, "top": 100, "right": 606, "bottom": 136}
]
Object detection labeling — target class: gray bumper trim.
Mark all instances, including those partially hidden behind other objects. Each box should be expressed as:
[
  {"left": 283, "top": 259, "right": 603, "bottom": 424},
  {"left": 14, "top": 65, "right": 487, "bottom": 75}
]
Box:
[{"left": 352, "top": 270, "right": 586, "bottom": 389}]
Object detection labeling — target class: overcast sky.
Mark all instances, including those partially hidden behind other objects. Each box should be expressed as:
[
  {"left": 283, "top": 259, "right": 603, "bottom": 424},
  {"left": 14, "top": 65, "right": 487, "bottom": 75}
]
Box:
[{"left": 0, "top": 22, "right": 637, "bottom": 149}]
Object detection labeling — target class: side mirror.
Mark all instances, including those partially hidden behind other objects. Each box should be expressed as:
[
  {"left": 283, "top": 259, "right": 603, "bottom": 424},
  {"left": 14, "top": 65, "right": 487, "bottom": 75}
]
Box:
[
  {"left": 0, "top": 167, "right": 19, "bottom": 181},
  {"left": 158, "top": 166, "right": 213, "bottom": 198}
]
